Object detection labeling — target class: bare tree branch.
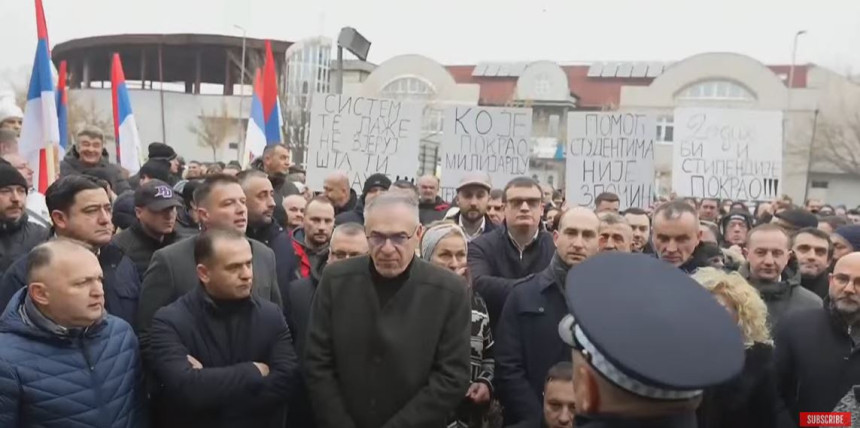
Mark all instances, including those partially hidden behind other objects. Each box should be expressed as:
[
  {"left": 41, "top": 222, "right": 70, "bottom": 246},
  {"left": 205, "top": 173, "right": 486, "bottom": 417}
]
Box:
[{"left": 188, "top": 104, "right": 239, "bottom": 162}]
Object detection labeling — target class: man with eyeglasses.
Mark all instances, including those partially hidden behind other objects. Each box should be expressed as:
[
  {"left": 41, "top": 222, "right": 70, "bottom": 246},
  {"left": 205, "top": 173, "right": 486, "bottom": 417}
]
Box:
[
  {"left": 469, "top": 177, "right": 555, "bottom": 333},
  {"left": 305, "top": 193, "right": 471, "bottom": 428},
  {"left": 739, "top": 224, "right": 821, "bottom": 332},
  {"left": 775, "top": 252, "right": 860, "bottom": 423}
]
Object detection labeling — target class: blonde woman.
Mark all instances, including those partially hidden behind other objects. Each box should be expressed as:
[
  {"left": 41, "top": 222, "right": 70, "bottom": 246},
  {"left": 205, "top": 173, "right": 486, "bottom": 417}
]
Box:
[
  {"left": 421, "top": 221, "right": 495, "bottom": 428},
  {"left": 691, "top": 268, "right": 792, "bottom": 428}
]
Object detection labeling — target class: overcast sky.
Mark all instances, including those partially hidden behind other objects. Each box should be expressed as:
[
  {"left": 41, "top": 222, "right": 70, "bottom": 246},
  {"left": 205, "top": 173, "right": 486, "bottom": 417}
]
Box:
[{"left": 2, "top": 0, "right": 859, "bottom": 88}]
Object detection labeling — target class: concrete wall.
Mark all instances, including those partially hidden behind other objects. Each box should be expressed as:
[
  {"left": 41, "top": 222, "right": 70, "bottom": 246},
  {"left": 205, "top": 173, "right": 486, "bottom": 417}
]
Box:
[{"left": 68, "top": 88, "right": 248, "bottom": 164}]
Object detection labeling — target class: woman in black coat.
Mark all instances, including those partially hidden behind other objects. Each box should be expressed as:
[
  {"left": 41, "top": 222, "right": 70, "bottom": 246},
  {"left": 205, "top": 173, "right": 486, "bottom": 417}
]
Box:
[{"left": 691, "top": 268, "right": 794, "bottom": 428}]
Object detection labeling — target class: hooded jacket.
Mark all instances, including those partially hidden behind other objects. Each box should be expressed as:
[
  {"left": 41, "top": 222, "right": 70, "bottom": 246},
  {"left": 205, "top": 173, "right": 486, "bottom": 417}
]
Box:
[
  {"left": 0, "top": 288, "right": 147, "bottom": 428},
  {"left": 775, "top": 299, "right": 860, "bottom": 422},
  {"left": 0, "top": 214, "right": 49, "bottom": 275},
  {"left": 59, "top": 145, "right": 131, "bottom": 194},
  {"left": 291, "top": 228, "right": 329, "bottom": 279},
  {"left": 739, "top": 264, "right": 822, "bottom": 331},
  {"left": 419, "top": 196, "right": 449, "bottom": 225}
]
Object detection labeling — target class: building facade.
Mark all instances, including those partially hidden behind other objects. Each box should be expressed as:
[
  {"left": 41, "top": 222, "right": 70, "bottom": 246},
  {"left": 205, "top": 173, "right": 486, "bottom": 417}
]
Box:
[{"left": 284, "top": 37, "right": 332, "bottom": 164}]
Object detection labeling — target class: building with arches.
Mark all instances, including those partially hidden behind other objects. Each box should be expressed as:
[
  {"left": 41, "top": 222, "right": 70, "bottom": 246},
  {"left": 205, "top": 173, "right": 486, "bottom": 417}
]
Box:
[{"left": 345, "top": 52, "right": 860, "bottom": 205}]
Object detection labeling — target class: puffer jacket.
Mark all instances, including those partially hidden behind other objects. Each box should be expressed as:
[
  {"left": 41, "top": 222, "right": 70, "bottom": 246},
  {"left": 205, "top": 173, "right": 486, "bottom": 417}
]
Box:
[
  {"left": 0, "top": 288, "right": 148, "bottom": 428},
  {"left": 0, "top": 242, "right": 142, "bottom": 326},
  {"left": 59, "top": 145, "right": 131, "bottom": 194},
  {"left": 0, "top": 215, "right": 49, "bottom": 275}
]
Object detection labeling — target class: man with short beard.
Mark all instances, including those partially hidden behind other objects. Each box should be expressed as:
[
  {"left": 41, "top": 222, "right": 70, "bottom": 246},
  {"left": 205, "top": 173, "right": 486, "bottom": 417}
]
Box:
[
  {"left": 446, "top": 173, "right": 496, "bottom": 241},
  {"left": 239, "top": 170, "right": 298, "bottom": 307},
  {"left": 623, "top": 208, "right": 651, "bottom": 253},
  {"left": 775, "top": 252, "right": 860, "bottom": 422},
  {"left": 293, "top": 196, "right": 335, "bottom": 279},
  {"left": 495, "top": 207, "right": 600, "bottom": 426},
  {"left": 792, "top": 227, "right": 833, "bottom": 299},
  {"left": 0, "top": 163, "right": 48, "bottom": 273}
]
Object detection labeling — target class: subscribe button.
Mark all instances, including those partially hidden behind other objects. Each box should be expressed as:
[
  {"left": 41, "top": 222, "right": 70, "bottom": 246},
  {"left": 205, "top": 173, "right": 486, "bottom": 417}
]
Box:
[{"left": 799, "top": 412, "right": 852, "bottom": 427}]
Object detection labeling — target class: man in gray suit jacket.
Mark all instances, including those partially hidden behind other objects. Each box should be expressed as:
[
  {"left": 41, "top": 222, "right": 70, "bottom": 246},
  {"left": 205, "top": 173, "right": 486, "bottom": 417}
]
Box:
[{"left": 136, "top": 174, "right": 282, "bottom": 339}]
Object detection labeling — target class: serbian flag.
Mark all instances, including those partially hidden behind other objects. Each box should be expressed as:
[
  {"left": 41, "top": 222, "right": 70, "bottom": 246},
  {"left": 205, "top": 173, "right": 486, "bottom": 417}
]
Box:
[
  {"left": 111, "top": 53, "right": 142, "bottom": 175},
  {"left": 242, "top": 40, "right": 282, "bottom": 165},
  {"left": 19, "top": 0, "right": 60, "bottom": 194},
  {"left": 56, "top": 60, "right": 69, "bottom": 153}
]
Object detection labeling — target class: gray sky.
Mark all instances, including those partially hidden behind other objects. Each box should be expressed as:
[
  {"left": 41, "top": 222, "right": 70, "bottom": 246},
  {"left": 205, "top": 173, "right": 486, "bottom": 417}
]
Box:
[{"left": 2, "top": 0, "right": 859, "bottom": 88}]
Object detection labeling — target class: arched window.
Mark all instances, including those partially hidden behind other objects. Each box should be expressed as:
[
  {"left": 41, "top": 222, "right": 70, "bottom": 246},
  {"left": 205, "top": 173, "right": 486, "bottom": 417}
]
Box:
[
  {"left": 381, "top": 77, "right": 441, "bottom": 132},
  {"left": 677, "top": 80, "right": 755, "bottom": 101}
]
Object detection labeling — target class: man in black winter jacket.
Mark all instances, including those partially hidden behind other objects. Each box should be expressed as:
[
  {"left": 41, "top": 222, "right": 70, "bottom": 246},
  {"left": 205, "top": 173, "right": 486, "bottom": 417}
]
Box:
[
  {"left": 417, "top": 175, "right": 449, "bottom": 225},
  {"left": 791, "top": 227, "right": 833, "bottom": 299},
  {"left": 59, "top": 126, "right": 131, "bottom": 194},
  {"left": 239, "top": 170, "right": 298, "bottom": 311},
  {"left": 775, "top": 252, "right": 860, "bottom": 423},
  {"left": 468, "top": 177, "right": 555, "bottom": 333},
  {"left": 0, "top": 163, "right": 49, "bottom": 274},
  {"left": 334, "top": 173, "right": 390, "bottom": 226},
  {"left": 145, "top": 228, "right": 299, "bottom": 428},
  {"left": 112, "top": 179, "right": 184, "bottom": 279},
  {"left": 323, "top": 171, "right": 358, "bottom": 217},
  {"left": 285, "top": 222, "right": 368, "bottom": 428},
  {"left": 651, "top": 200, "right": 711, "bottom": 273}
]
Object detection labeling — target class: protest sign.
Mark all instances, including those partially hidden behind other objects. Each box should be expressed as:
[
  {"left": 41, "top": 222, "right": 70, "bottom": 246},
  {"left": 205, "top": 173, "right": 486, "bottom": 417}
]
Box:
[
  {"left": 306, "top": 94, "right": 422, "bottom": 193},
  {"left": 672, "top": 108, "right": 782, "bottom": 201},
  {"left": 440, "top": 106, "right": 532, "bottom": 196},
  {"left": 565, "top": 112, "right": 656, "bottom": 209}
]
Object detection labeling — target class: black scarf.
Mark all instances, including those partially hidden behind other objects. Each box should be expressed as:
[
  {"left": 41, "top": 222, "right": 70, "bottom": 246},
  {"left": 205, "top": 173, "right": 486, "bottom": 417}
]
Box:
[{"left": 549, "top": 252, "right": 572, "bottom": 295}]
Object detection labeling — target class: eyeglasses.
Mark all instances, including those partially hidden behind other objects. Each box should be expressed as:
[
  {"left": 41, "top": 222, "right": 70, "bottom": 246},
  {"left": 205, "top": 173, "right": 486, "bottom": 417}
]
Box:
[
  {"left": 367, "top": 226, "right": 419, "bottom": 248},
  {"left": 832, "top": 273, "right": 860, "bottom": 289},
  {"left": 507, "top": 198, "right": 542, "bottom": 209}
]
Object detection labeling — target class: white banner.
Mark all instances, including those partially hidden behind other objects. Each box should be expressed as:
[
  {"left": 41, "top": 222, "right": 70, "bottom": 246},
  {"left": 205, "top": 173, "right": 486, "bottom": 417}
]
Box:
[
  {"left": 672, "top": 108, "right": 783, "bottom": 201},
  {"left": 565, "top": 112, "right": 656, "bottom": 209},
  {"left": 440, "top": 106, "right": 532, "bottom": 196},
  {"left": 306, "top": 94, "right": 422, "bottom": 193}
]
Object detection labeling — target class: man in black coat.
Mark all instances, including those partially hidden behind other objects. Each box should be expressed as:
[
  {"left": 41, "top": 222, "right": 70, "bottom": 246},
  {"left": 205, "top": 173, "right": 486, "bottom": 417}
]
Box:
[
  {"left": 791, "top": 227, "right": 833, "bottom": 299},
  {"left": 0, "top": 163, "right": 49, "bottom": 274},
  {"left": 651, "top": 200, "right": 711, "bottom": 274},
  {"left": 0, "top": 175, "right": 140, "bottom": 325},
  {"left": 775, "top": 252, "right": 860, "bottom": 423},
  {"left": 136, "top": 174, "right": 282, "bottom": 340},
  {"left": 334, "top": 173, "right": 390, "bottom": 226},
  {"left": 112, "top": 159, "right": 173, "bottom": 230},
  {"left": 495, "top": 207, "right": 601, "bottom": 426},
  {"left": 304, "top": 193, "right": 471, "bottom": 428},
  {"left": 145, "top": 228, "right": 299, "bottom": 428},
  {"left": 285, "top": 222, "right": 368, "bottom": 428},
  {"left": 323, "top": 171, "right": 358, "bottom": 217},
  {"left": 417, "top": 175, "right": 449, "bottom": 225},
  {"left": 468, "top": 177, "right": 555, "bottom": 333},
  {"left": 239, "top": 170, "right": 298, "bottom": 311},
  {"left": 59, "top": 126, "right": 131, "bottom": 194},
  {"left": 112, "top": 179, "right": 184, "bottom": 279}
]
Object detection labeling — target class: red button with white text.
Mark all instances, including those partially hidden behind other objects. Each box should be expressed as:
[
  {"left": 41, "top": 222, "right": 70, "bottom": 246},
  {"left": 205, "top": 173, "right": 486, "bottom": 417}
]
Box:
[{"left": 799, "top": 412, "right": 851, "bottom": 427}]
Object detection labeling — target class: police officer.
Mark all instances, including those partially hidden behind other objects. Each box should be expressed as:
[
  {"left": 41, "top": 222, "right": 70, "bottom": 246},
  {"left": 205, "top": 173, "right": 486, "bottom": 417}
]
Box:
[{"left": 558, "top": 253, "right": 745, "bottom": 427}]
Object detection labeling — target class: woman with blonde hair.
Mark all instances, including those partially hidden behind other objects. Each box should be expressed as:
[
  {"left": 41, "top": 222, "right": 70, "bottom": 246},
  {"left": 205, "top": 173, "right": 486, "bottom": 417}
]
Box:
[
  {"left": 421, "top": 221, "right": 496, "bottom": 428},
  {"left": 691, "top": 268, "right": 792, "bottom": 428}
]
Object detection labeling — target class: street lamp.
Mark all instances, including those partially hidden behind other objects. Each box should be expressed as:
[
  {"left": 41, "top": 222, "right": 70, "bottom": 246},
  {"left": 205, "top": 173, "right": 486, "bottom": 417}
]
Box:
[
  {"left": 334, "top": 27, "right": 371, "bottom": 94},
  {"left": 787, "top": 30, "right": 807, "bottom": 103},
  {"left": 234, "top": 24, "right": 247, "bottom": 162}
]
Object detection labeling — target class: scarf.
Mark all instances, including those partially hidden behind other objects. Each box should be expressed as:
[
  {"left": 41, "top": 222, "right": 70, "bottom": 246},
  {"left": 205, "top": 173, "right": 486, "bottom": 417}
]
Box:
[{"left": 549, "top": 252, "right": 572, "bottom": 295}]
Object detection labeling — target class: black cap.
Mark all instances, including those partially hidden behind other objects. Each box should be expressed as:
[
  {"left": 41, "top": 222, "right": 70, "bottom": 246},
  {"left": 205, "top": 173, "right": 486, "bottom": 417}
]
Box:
[
  {"left": 0, "top": 163, "right": 27, "bottom": 190},
  {"left": 148, "top": 142, "right": 177, "bottom": 160},
  {"left": 774, "top": 208, "right": 818, "bottom": 229},
  {"left": 362, "top": 173, "right": 391, "bottom": 196},
  {"left": 134, "top": 179, "right": 182, "bottom": 211},
  {"left": 559, "top": 253, "right": 744, "bottom": 400}
]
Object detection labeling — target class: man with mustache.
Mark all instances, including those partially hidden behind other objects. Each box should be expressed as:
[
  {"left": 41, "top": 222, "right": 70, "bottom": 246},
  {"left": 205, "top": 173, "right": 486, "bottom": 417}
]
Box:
[
  {"left": 623, "top": 208, "right": 652, "bottom": 254},
  {"left": 495, "top": 207, "right": 600, "bottom": 426},
  {"left": 447, "top": 173, "right": 497, "bottom": 241},
  {"left": 0, "top": 163, "right": 49, "bottom": 274},
  {"left": 775, "top": 252, "right": 860, "bottom": 423},
  {"left": 0, "top": 175, "right": 140, "bottom": 325},
  {"left": 136, "top": 174, "right": 281, "bottom": 341},
  {"left": 239, "top": 170, "right": 298, "bottom": 315},
  {"left": 597, "top": 213, "right": 633, "bottom": 253},
  {"left": 293, "top": 196, "right": 335, "bottom": 279},
  {"left": 740, "top": 224, "right": 821, "bottom": 331}
]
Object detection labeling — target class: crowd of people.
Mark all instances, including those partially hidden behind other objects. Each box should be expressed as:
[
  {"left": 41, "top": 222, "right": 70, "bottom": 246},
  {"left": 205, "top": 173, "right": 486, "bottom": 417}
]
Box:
[{"left": 0, "top": 117, "right": 858, "bottom": 428}]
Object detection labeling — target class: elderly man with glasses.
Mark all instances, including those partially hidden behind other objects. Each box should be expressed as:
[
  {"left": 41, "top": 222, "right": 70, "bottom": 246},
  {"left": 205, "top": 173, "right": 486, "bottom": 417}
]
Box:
[{"left": 304, "top": 193, "right": 471, "bottom": 428}]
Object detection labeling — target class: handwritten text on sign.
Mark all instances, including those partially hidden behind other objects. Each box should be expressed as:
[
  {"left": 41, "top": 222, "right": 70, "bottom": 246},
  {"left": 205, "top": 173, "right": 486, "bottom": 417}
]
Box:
[
  {"left": 566, "top": 112, "right": 656, "bottom": 209},
  {"left": 441, "top": 106, "right": 532, "bottom": 191},
  {"left": 672, "top": 108, "right": 783, "bottom": 200},
  {"left": 306, "top": 94, "right": 422, "bottom": 193}
]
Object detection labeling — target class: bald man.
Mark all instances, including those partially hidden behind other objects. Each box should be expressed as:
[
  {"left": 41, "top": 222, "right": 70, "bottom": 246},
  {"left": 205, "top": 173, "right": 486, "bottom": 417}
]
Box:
[
  {"left": 417, "top": 175, "right": 449, "bottom": 225},
  {"left": 775, "top": 252, "right": 860, "bottom": 422},
  {"left": 323, "top": 172, "right": 357, "bottom": 216},
  {"left": 496, "top": 207, "right": 601, "bottom": 425},
  {"left": 0, "top": 240, "right": 147, "bottom": 426},
  {"left": 282, "top": 194, "right": 307, "bottom": 231}
]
